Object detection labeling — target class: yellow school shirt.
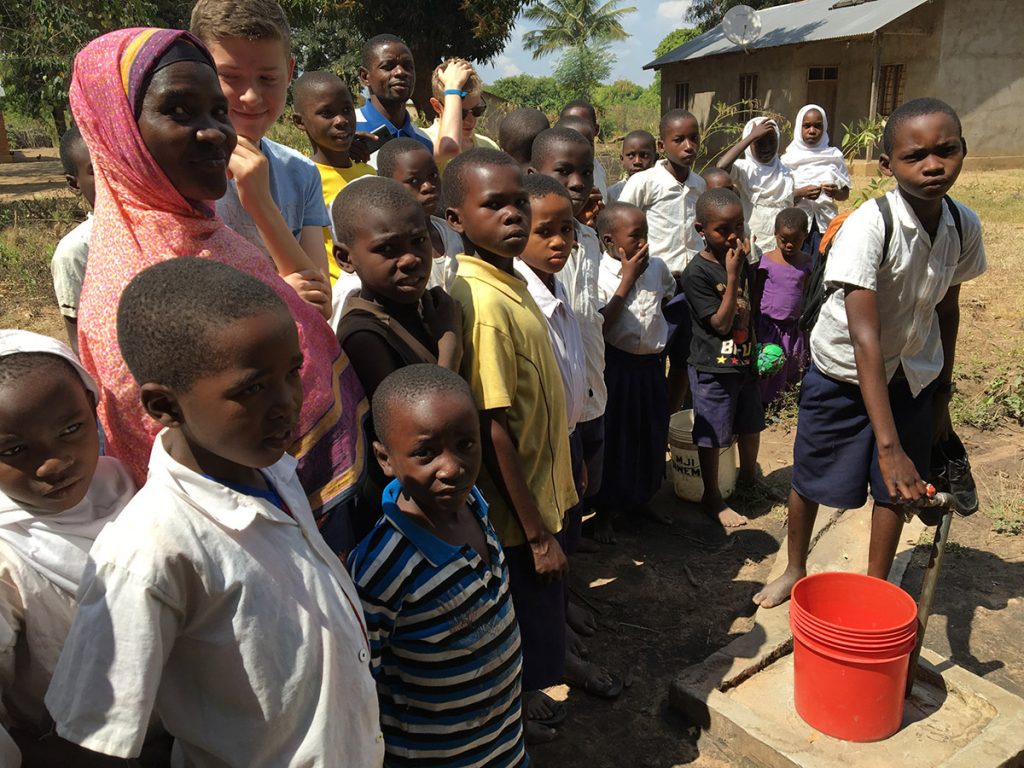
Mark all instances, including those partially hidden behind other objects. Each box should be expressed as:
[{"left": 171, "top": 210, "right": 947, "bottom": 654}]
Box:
[
  {"left": 314, "top": 161, "right": 376, "bottom": 283},
  {"left": 450, "top": 254, "right": 578, "bottom": 547}
]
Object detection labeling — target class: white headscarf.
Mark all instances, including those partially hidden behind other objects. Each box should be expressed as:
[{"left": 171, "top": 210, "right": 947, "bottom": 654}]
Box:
[
  {"left": 738, "top": 117, "right": 794, "bottom": 205},
  {"left": 0, "top": 330, "right": 134, "bottom": 595},
  {"left": 781, "top": 104, "right": 852, "bottom": 189}
]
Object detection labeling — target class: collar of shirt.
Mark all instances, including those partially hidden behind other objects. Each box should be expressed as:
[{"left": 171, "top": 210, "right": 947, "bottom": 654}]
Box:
[
  {"left": 358, "top": 97, "right": 416, "bottom": 137},
  {"left": 456, "top": 254, "right": 528, "bottom": 305},
  {"left": 890, "top": 189, "right": 957, "bottom": 247},
  {"left": 515, "top": 259, "right": 571, "bottom": 319},
  {"left": 380, "top": 479, "right": 491, "bottom": 568},
  {"left": 654, "top": 159, "right": 700, "bottom": 191},
  {"left": 148, "top": 430, "right": 301, "bottom": 531},
  {"left": 599, "top": 251, "right": 624, "bottom": 279}
]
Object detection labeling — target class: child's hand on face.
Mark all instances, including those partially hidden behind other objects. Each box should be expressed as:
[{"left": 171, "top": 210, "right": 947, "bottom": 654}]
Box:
[
  {"left": 578, "top": 188, "right": 604, "bottom": 227},
  {"left": 726, "top": 239, "right": 747, "bottom": 276},
  {"left": 440, "top": 60, "right": 474, "bottom": 92},
  {"left": 283, "top": 268, "right": 331, "bottom": 319},
  {"left": 749, "top": 120, "right": 777, "bottom": 143},
  {"left": 227, "top": 136, "right": 274, "bottom": 213},
  {"left": 619, "top": 242, "right": 649, "bottom": 287}
]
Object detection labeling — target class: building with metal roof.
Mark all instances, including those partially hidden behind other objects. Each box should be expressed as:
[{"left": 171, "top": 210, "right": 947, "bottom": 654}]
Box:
[{"left": 646, "top": 0, "right": 1024, "bottom": 161}]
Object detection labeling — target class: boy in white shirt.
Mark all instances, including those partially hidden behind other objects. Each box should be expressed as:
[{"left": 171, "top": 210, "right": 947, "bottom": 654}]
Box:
[
  {"left": 46, "top": 258, "right": 383, "bottom": 767},
  {"left": 619, "top": 109, "right": 707, "bottom": 412},
  {"left": 754, "top": 98, "right": 987, "bottom": 608},
  {"left": 50, "top": 127, "right": 95, "bottom": 355}
]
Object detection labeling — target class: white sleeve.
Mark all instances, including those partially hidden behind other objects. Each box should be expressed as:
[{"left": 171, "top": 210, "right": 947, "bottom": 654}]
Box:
[
  {"left": 822, "top": 202, "right": 885, "bottom": 292},
  {"left": 616, "top": 173, "right": 646, "bottom": 208},
  {"left": 46, "top": 561, "right": 181, "bottom": 759},
  {"left": 658, "top": 259, "right": 677, "bottom": 298},
  {"left": 950, "top": 203, "right": 986, "bottom": 286}
]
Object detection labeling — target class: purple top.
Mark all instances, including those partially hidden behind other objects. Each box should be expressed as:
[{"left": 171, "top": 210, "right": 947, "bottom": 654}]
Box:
[{"left": 758, "top": 254, "right": 812, "bottom": 322}]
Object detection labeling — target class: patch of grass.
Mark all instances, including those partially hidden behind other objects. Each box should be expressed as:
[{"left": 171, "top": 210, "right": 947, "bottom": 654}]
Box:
[
  {"left": 990, "top": 499, "right": 1024, "bottom": 535},
  {"left": 265, "top": 112, "right": 312, "bottom": 154},
  {"left": 0, "top": 198, "right": 83, "bottom": 314},
  {"left": 951, "top": 357, "right": 1024, "bottom": 430},
  {"left": 764, "top": 380, "right": 801, "bottom": 430}
]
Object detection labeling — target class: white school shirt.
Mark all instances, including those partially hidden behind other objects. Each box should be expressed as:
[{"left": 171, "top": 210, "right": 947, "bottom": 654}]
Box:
[
  {"left": 428, "top": 216, "right": 462, "bottom": 291},
  {"left": 516, "top": 260, "right": 587, "bottom": 432},
  {"left": 593, "top": 158, "right": 609, "bottom": 198},
  {"left": 329, "top": 270, "right": 363, "bottom": 334},
  {"left": 811, "top": 190, "right": 986, "bottom": 396},
  {"left": 46, "top": 433, "right": 384, "bottom": 767},
  {"left": 618, "top": 161, "right": 706, "bottom": 275},
  {"left": 563, "top": 222, "right": 608, "bottom": 421},
  {"left": 730, "top": 157, "right": 795, "bottom": 253},
  {"left": 50, "top": 214, "right": 92, "bottom": 319},
  {"left": 597, "top": 252, "right": 676, "bottom": 355}
]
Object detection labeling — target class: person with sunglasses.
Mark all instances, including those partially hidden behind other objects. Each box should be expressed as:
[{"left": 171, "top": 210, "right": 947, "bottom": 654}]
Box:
[{"left": 427, "top": 58, "right": 499, "bottom": 170}]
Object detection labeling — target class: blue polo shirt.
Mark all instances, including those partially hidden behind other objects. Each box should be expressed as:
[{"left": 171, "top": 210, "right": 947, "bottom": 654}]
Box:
[
  {"left": 355, "top": 98, "right": 433, "bottom": 153},
  {"left": 349, "top": 481, "right": 528, "bottom": 767}
]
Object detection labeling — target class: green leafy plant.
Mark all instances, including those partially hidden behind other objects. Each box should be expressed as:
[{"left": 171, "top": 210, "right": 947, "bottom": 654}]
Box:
[{"left": 695, "top": 100, "right": 791, "bottom": 172}]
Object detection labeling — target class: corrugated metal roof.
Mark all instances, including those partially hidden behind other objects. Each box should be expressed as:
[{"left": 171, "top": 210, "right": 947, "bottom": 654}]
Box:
[{"left": 645, "top": 0, "right": 932, "bottom": 69}]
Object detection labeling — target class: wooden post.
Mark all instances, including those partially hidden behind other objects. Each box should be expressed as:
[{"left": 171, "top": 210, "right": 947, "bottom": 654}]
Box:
[
  {"left": 865, "top": 31, "right": 882, "bottom": 161},
  {"left": 0, "top": 111, "right": 13, "bottom": 164}
]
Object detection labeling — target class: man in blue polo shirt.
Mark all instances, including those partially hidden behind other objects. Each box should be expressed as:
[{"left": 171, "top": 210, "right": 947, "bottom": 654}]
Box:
[{"left": 356, "top": 33, "right": 433, "bottom": 166}]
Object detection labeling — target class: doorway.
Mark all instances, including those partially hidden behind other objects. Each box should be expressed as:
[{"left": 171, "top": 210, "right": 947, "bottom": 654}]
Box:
[{"left": 806, "top": 66, "right": 839, "bottom": 143}]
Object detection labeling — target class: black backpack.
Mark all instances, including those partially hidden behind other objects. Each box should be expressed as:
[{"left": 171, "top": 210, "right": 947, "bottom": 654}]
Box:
[{"left": 798, "top": 194, "right": 964, "bottom": 333}]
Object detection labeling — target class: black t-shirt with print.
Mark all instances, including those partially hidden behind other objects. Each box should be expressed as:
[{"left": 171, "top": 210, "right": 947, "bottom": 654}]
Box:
[{"left": 682, "top": 254, "right": 756, "bottom": 374}]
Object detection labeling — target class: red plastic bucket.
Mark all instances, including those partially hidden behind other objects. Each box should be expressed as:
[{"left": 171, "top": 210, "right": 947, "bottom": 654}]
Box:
[{"left": 790, "top": 573, "right": 918, "bottom": 742}]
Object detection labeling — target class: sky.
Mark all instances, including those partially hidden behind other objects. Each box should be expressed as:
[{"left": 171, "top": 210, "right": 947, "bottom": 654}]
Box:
[{"left": 476, "top": 0, "right": 696, "bottom": 87}]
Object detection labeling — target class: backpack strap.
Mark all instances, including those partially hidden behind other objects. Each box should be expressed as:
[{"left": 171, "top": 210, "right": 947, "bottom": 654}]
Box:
[
  {"left": 944, "top": 195, "right": 964, "bottom": 250},
  {"left": 876, "top": 194, "right": 894, "bottom": 266}
]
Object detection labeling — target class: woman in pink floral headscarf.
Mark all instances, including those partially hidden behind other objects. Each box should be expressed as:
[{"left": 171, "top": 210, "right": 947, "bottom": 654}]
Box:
[{"left": 71, "top": 28, "right": 366, "bottom": 549}]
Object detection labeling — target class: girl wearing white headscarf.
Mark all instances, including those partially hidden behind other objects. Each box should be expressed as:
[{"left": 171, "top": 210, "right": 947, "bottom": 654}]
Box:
[
  {"left": 781, "top": 104, "right": 852, "bottom": 254},
  {"left": 717, "top": 116, "right": 795, "bottom": 252},
  {"left": 0, "top": 330, "right": 133, "bottom": 751}
]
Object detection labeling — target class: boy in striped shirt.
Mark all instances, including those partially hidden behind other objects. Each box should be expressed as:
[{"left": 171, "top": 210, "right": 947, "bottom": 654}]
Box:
[{"left": 349, "top": 365, "right": 528, "bottom": 767}]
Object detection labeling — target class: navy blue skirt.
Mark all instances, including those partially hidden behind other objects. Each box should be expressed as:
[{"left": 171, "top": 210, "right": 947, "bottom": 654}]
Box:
[{"left": 595, "top": 345, "right": 669, "bottom": 509}]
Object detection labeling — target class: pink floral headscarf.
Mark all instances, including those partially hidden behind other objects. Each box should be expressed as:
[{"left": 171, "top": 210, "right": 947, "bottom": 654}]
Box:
[{"left": 71, "top": 28, "right": 367, "bottom": 527}]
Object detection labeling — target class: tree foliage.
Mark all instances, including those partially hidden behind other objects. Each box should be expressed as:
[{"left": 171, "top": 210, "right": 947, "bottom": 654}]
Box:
[
  {"left": 553, "top": 43, "right": 613, "bottom": 102},
  {"left": 685, "top": 0, "right": 796, "bottom": 32},
  {"left": 522, "top": 0, "right": 636, "bottom": 60},
  {"left": 486, "top": 74, "right": 566, "bottom": 116},
  {"left": 335, "top": 0, "right": 530, "bottom": 117},
  {"left": 0, "top": 0, "right": 187, "bottom": 134}
]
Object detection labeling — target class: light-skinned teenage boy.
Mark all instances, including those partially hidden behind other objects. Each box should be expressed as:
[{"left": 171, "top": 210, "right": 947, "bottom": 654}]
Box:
[
  {"left": 445, "top": 148, "right": 578, "bottom": 745},
  {"left": 0, "top": 331, "right": 136, "bottom": 767},
  {"left": 619, "top": 109, "right": 707, "bottom": 413},
  {"left": 683, "top": 188, "right": 765, "bottom": 528},
  {"left": 46, "top": 257, "right": 383, "bottom": 766},
  {"left": 292, "top": 70, "right": 375, "bottom": 286},
  {"left": 529, "top": 128, "right": 609, "bottom": 551},
  {"left": 427, "top": 58, "right": 498, "bottom": 168},
  {"left": 499, "top": 108, "right": 550, "bottom": 169},
  {"left": 754, "top": 98, "right": 986, "bottom": 608},
  {"left": 350, "top": 364, "right": 527, "bottom": 767},
  {"left": 51, "top": 127, "right": 95, "bottom": 355},
  {"left": 356, "top": 34, "right": 433, "bottom": 161},
  {"left": 190, "top": 0, "right": 333, "bottom": 318},
  {"left": 332, "top": 177, "right": 464, "bottom": 539},
  {"left": 376, "top": 138, "right": 463, "bottom": 290},
  {"left": 606, "top": 129, "right": 657, "bottom": 204}
]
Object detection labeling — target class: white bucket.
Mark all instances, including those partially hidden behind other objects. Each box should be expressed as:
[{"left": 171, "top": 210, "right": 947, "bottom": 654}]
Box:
[{"left": 668, "top": 409, "right": 738, "bottom": 502}]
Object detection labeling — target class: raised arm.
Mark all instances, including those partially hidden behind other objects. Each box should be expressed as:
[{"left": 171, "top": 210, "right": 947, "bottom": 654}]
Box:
[{"left": 717, "top": 120, "right": 775, "bottom": 172}]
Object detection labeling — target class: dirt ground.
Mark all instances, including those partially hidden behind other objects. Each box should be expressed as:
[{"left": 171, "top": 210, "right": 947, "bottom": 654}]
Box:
[{"left": 1, "top": 158, "right": 1022, "bottom": 766}]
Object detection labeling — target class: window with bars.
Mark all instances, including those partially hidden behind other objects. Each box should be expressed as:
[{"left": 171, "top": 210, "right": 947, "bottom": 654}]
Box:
[
  {"left": 808, "top": 66, "right": 839, "bottom": 81},
  {"left": 739, "top": 73, "right": 758, "bottom": 120},
  {"left": 674, "top": 82, "right": 691, "bottom": 110},
  {"left": 877, "top": 64, "right": 905, "bottom": 116}
]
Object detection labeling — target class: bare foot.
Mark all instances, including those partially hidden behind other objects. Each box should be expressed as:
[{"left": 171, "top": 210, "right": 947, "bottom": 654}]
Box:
[
  {"left": 525, "top": 720, "right": 558, "bottom": 745},
  {"left": 567, "top": 624, "right": 589, "bottom": 658},
  {"left": 524, "top": 690, "right": 565, "bottom": 725},
  {"left": 567, "top": 601, "right": 597, "bottom": 637},
  {"left": 593, "top": 515, "right": 616, "bottom": 544},
  {"left": 700, "top": 494, "right": 748, "bottom": 527},
  {"left": 752, "top": 567, "right": 805, "bottom": 608},
  {"left": 563, "top": 651, "right": 623, "bottom": 699}
]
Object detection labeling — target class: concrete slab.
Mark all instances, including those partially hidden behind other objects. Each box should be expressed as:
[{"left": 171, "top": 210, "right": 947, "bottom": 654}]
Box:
[{"left": 672, "top": 648, "right": 1024, "bottom": 768}]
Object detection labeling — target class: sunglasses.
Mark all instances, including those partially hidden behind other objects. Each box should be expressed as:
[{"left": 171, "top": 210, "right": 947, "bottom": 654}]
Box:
[{"left": 462, "top": 104, "right": 487, "bottom": 119}]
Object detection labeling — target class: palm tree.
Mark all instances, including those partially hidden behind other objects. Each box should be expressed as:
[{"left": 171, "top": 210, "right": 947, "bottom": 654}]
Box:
[{"left": 521, "top": 0, "right": 637, "bottom": 60}]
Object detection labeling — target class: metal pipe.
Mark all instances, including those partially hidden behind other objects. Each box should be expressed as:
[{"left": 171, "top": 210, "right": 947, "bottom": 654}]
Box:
[{"left": 905, "top": 504, "right": 954, "bottom": 697}]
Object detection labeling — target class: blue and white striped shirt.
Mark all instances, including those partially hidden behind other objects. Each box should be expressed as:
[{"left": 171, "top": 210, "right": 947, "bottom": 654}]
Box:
[{"left": 350, "top": 481, "right": 528, "bottom": 767}]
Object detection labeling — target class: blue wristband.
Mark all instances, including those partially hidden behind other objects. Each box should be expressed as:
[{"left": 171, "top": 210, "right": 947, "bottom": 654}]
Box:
[{"left": 443, "top": 89, "right": 468, "bottom": 98}]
